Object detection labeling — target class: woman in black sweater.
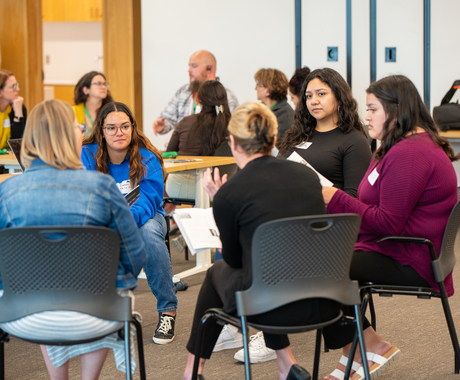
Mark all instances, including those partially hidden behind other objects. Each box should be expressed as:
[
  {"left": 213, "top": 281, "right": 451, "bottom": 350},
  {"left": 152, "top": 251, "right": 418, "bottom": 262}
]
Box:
[
  {"left": 183, "top": 101, "right": 340, "bottom": 380},
  {"left": 278, "top": 68, "right": 371, "bottom": 198}
]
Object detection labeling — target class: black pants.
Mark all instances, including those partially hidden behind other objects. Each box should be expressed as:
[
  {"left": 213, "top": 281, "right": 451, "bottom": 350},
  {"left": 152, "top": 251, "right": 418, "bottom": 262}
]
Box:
[
  {"left": 322, "top": 250, "right": 431, "bottom": 349},
  {"left": 186, "top": 260, "right": 341, "bottom": 359}
]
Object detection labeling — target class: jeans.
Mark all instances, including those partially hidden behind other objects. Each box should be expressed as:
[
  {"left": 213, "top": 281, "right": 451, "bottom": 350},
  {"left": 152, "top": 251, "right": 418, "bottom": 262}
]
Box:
[{"left": 140, "top": 213, "right": 178, "bottom": 313}]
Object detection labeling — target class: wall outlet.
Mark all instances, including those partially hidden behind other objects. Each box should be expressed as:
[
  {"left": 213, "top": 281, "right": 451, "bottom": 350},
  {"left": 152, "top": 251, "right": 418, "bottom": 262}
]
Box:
[
  {"left": 327, "top": 47, "right": 338, "bottom": 62},
  {"left": 385, "top": 47, "right": 396, "bottom": 62}
]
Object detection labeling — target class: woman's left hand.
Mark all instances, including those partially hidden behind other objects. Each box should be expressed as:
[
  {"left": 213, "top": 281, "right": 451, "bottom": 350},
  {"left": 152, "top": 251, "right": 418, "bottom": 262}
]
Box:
[
  {"left": 322, "top": 186, "right": 338, "bottom": 206},
  {"left": 203, "top": 167, "right": 227, "bottom": 200}
]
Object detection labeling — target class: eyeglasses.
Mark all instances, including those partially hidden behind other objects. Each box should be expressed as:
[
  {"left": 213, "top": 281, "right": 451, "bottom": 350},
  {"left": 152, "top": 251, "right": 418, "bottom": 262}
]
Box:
[
  {"left": 255, "top": 82, "right": 265, "bottom": 88},
  {"left": 102, "top": 124, "right": 132, "bottom": 136},
  {"left": 91, "top": 82, "right": 110, "bottom": 89},
  {"left": 4, "top": 82, "right": 19, "bottom": 91}
]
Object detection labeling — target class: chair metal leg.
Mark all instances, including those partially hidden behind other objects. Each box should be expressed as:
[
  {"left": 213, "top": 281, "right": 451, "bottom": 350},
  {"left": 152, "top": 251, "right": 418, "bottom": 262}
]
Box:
[
  {"left": 312, "top": 330, "right": 322, "bottom": 380},
  {"left": 124, "top": 321, "right": 132, "bottom": 380},
  {"left": 192, "top": 314, "right": 210, "bottom": 380},
  {"left": 368, "top": 291, "right": 376, "bottom": 331},
  {"left": 0, "top": 341, "right": 4, "bottom": 380},
  {"left": 132, "top": 318, "right": 146, "bottom": 380},
  {"left": 354, "top": 304, "right": 370, "bottom": 380},
  {"left": 241, "top": 316, "right": 252, "bottom": 380},
  {"left": 439, "top": 283, "right": 460, "bottom": 374}
]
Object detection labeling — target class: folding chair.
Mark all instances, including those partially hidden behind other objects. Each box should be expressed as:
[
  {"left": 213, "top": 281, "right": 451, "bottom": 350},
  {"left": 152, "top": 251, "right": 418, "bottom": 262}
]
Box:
[
  {"left": 0, "top": 226, "right": 146, "bottom": 380},
  {"left": 362, "top": 200, "right": 460, "bottom": 374},
  {"left": 192, "top": 214, "right": 370, "bottom": 380}
]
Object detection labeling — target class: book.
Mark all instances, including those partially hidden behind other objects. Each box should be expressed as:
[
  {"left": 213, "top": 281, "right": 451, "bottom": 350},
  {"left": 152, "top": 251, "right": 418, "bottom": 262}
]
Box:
[
  {"left": 164, "top": 159, "right": 203, "bottom": 163},
  {"left": 173, "top": 207, "right": 222, "bottom": 255},
  {"left": 124, "top": 185, "right": 140, "bottom": 207},
  {"left": 287, "top": 152, "right": 333, "bottom": 187}
]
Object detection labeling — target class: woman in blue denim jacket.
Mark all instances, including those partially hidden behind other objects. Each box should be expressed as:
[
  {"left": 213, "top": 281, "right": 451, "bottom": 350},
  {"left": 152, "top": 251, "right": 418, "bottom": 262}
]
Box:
[
  {"left": 81, "top": 102, "right": 178, "bottom": 345},
  {"left": 0, "top": 99, "right": 147, "bottom": 378}
]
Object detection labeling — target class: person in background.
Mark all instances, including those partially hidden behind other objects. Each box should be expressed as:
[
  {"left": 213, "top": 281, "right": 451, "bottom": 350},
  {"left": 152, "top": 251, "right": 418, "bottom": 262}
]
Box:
[
  {"left": 0, "top": 99, "right": 146, "bottom": 379},
  {"left": 81, "top": 102, "right": 179, "bottom": 346},
  {"left": 153, "top": 50, "right": 238, "bottom": 136},
  {"left": 322, "top": 75, "right": 458, "bottom": 380},
  {"left": 254, "top": 68, "right": 294, "bottom": 147},
  {"left": 73, "top": 71, "right": 113, "bottom": 137},
  {"left": 0, "top": 69, "right": 27, "bottom": 149},
  {"left": 183, "top": 102, "right": 339, "bottom": 380},
  {"left": 165, "top": 80, "right": 231, "bottom": 200},
  {"left": 288, "top": 66, "right": 311, "bottom": 108}
]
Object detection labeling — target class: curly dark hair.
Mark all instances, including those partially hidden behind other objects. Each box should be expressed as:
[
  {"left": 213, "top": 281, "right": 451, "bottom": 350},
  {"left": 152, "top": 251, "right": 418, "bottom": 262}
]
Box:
[
  {"left": 83, "top": 102, "right": 165, "bottom": 187},
  {"left": 368, "top": 75, "right": 459, "bottom": 163},
  {"left": 279, "top": 68, "right": 365, "bottom": 155},
  {"left": 254, "top": 68, "right": 289, "bottom": 102},
  {"left": 288, "top": 66, "right": 311, "bottom": 98}
]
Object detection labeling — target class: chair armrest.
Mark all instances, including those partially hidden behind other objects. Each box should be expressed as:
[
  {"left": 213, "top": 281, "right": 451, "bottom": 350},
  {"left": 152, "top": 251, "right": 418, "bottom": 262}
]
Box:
[{"left": 377, "top": 236, "right": 437, "bottom": 261}]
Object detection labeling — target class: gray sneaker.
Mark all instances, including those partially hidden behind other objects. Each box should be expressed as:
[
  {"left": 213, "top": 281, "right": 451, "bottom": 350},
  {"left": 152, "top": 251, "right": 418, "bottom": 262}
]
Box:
[
  {"left": 234, "top": 331, "right": 276, "bottom": 363},
  {"left": 213, "top": 325, "right": 243, "bottom": 352}
]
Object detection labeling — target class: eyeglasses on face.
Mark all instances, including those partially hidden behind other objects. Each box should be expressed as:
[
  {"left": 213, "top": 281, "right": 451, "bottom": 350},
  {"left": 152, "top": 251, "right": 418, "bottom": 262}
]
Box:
[
  {"left": 4, "top": 82, "right": 19, "bottom": 91},
  {"left": 91, "top": 81, "right": 110, "bottom": 89},
  {"left": 102, "top": 124, "right": 133, "bottom": 136}
]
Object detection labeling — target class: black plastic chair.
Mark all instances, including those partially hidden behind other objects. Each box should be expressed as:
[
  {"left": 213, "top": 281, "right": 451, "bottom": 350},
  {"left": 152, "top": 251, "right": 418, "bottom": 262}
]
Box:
[
  {"left": 362, "top": 200, "right": 460, "bottom": 374},
  {"left": 0, "top": 226, "right": 146, "bottom": 380},
  {"left": 192, "top": 214, "right": 370, "bottom": 380}
]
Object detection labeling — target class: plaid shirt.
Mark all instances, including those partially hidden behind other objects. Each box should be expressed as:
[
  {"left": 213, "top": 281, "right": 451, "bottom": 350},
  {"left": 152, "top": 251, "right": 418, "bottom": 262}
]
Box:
[{"left": 159, "top": 83, "right": 239, "bottom": 134}]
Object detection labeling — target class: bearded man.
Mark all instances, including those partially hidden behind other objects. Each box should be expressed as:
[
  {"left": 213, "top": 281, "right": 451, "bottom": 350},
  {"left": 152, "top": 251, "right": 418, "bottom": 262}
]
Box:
[{"left": 153, "top": 50, "right": 239, "bottom": 135}]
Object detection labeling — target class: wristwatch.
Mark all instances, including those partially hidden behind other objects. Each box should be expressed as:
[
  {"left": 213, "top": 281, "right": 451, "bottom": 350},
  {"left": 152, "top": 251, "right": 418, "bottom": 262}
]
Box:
[{"left": 14, "top": 116, "right": 24, "bottom": 122}]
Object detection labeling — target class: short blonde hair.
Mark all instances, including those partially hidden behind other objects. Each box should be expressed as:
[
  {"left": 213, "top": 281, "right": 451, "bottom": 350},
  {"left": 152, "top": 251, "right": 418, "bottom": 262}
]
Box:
[
  {"left": 21, "top": 99, "right": 83, "bottom": 170},
  {"left": 228, "top": 102, "right": 278, "bottom": 155}
]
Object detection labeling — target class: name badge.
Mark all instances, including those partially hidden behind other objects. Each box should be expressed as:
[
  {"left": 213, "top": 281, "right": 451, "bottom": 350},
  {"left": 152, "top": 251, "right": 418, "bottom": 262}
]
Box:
[
  {"left": 368, "top": 168, "right": 379, "bottom": 186},
  {"left": 295, "top": 141, "right": 312, "bottom": 149},
  {"left": 3, "top": 118, "right": 11, "bottom": 129},
  {"left": 117, "top": 180, "right": 132, "bottom": 195}
]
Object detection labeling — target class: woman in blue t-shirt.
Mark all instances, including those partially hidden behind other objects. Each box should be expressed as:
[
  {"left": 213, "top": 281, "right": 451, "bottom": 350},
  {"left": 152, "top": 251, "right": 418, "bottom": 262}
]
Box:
[{"left": 81, "top": 102, "right": 178, "bottom": 345}]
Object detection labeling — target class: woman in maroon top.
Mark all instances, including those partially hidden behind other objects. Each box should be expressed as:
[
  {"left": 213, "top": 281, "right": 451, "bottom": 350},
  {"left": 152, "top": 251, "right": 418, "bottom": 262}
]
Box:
[{"left": 322, "top": 75, "right": 458, "bottom": 380}]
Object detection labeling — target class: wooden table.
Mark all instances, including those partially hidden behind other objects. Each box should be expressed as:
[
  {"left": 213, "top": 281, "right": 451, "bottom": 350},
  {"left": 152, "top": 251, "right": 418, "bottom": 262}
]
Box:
[{"left": 0, "top": 152, "right": 20, "bottom": 173}]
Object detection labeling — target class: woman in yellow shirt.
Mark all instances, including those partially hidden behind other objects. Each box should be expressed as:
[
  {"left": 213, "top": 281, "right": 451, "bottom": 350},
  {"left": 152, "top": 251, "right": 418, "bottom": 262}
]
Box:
[
  {"left": 73, "top": 71, "right": 113, "bottom": 137},
  {"left": 0, "top": 69, "right": 27, "bottom": 150}
]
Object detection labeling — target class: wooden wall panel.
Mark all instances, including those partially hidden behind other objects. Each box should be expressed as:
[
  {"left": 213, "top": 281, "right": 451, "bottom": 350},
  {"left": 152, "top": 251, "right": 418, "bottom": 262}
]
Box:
[
  {"left": 103, "top": 0, "right": 143, "bottom": 130},
  {"left": 0, "top": 0, "right": 43, "bottom": 110}
]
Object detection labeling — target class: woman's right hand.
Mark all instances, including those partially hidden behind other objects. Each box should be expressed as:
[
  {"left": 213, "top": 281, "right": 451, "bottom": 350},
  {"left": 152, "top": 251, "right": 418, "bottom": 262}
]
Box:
[
  {"left": 203, "top": 167, "right": 227, "bottom": 200},
  {"left": 12, "top": 96, "right": 24, "bottom": 117}
]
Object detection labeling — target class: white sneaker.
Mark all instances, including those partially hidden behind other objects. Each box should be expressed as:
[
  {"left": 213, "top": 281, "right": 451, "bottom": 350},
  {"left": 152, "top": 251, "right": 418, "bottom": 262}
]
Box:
[
  {"left": 234, "top": 331, "right": 276, "bottom": 363},
  {"left": 213, "top": 325, "right": 243, "bottom": 352}
]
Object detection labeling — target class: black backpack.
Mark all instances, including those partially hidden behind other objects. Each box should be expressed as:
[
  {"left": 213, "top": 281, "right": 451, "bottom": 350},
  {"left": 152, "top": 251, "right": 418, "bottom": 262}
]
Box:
[{"left": 433, "top": 80, "right": 460, "bottom": 131}]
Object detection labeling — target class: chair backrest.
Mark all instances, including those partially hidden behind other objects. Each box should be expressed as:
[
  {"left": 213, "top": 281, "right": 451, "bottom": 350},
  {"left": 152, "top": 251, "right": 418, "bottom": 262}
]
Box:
[
  {"left": 434, "top": 201, "right": 460, "bottom": 282},
  {"left": 0, "top": 226, "right": 131, "bottom": 323},
  {"left": 235, "top": 214, "right": 362, "bottom": 317},
  {"left": 213, "top": 141, "right": 238, "bottom": 179}
]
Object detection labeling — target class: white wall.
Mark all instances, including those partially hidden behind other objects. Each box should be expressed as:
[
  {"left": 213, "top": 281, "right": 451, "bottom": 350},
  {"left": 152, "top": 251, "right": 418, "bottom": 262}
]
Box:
[
  {"left": 140, "top": 0, "right": 460, "bottom": 148},
  {"left": 141, "top": 0, "right": 296, "bottom": 149},
  {"left": 43, "top": 22, "right": 103, "bottom": 85}
]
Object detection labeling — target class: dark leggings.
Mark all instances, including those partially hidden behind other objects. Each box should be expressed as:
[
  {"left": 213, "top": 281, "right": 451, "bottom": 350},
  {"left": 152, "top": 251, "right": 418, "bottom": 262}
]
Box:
[
  {"left": 323, "top": 250, "right": 431, "bottom": 349},
  {"left": 186, "top": 260, "right": 341, "bottom": 359}
]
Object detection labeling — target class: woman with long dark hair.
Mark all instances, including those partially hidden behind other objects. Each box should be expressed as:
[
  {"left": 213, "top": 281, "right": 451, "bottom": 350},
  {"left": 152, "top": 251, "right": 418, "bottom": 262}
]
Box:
[
  {"left": 165, "top": 80, "right": 231, "bottom": 199},
  {"left": 322, "top": 75, "right": 458, "bottom": 380},
  {"left": 81, "top": 102, "right": 178, "bottom": 345},
  {"left": 73, "top": 71, "right": 114, "bottom": 137},
  {"left": 278, "top": 68, "right": 371, "bottom": 198}
]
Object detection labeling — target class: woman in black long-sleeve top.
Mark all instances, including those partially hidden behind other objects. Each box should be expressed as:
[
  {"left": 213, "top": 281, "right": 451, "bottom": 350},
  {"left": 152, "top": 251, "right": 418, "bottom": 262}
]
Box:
[{"left": 183, "top": 101, "right": 340, "bottom": 380}]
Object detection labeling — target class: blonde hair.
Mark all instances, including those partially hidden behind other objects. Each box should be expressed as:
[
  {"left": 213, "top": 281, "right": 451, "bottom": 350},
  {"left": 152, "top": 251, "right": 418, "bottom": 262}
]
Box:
[
  {"left": 21, "top": 99, "right": 83, "bottom": 170},
  {"left": 228, "top": 102, "right": 278, "bottom": 155}
]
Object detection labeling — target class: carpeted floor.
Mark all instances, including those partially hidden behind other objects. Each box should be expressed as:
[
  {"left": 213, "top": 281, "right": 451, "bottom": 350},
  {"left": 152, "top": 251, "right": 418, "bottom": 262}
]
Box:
[{"left": 4, "top": 230, "right": 460, "bottom": 379}]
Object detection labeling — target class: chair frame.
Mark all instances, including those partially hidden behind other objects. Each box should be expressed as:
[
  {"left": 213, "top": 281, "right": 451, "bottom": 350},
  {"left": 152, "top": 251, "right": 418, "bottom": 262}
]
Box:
[
  {"left": 361, "top": 200, "right": 460, "bottom": 374},
  {"left": 0, "top": 226, "right": 146, "bottom": 380},
  {"left": 191, "top": 214, "right": 370, "bottom": 380}
]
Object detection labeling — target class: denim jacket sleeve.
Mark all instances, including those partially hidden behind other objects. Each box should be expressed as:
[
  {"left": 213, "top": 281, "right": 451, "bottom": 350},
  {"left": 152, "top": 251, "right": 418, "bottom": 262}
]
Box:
[{"left": 106, "top": 178, "right": 148, "bottom": 289}]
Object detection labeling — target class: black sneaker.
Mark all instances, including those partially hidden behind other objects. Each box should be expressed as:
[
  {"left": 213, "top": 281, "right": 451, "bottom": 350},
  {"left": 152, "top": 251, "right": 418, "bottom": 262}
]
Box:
[{"left": 153, "top": 313, "right": 175, "bottom": 344}]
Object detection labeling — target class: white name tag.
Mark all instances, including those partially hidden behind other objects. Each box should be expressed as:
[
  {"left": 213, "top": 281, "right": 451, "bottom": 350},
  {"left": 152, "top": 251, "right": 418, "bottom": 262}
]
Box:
[
  {"left": 3, "top": 118, "right": 11, "bottom": 129},
  {"left": 295, "top": 141, "right": 312, "bottom": 149},
  {"left": 117, "top": 180, "right": 132, "bottom": 195},
  {"left": 368, "top": 168, "right": 379, "bottom": 186}
]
